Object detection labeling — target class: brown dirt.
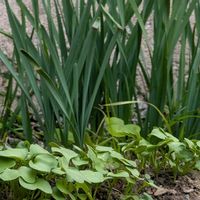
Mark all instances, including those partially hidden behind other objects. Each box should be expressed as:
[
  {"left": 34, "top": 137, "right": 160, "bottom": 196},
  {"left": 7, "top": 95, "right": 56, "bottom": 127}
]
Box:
[{"left": 146, "top": 171, "right": 200, "bottom": 200}]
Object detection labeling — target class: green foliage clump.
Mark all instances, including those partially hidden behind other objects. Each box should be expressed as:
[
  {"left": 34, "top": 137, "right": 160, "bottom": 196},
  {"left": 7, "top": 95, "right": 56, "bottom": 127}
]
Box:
[
  {"left": 106, "top": 117, "right": 200, "bottom": 177},
  {"left": 0, "top": 141, "right": 152, "bottom": 200},
  {"left": 0, "top": 0, "right": 199, "bottom": 147},
  {"left": 1, "top": 116, "right": 200, "bottom": 199}
]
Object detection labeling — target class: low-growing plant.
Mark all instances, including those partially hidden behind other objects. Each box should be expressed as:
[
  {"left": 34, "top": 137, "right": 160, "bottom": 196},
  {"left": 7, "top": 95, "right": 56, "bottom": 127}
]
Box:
[
  {"left": 105, "top": 116, "right": 200, "bottom": 178},
  {"left": 0, "top": 141, "right": 154, "bottom": 200},
  {"left": 0, "top": 0, "right": 199, "bottom": 148}
]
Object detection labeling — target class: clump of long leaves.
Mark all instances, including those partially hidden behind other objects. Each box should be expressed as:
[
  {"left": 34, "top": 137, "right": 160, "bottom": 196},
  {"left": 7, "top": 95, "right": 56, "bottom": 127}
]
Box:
[
  {"left": 142, "top": 0, "right": 200, "bottom": 139},
  {"left": 0, "top": 0, "right": 115, "bottom": 146},
  {"left": 0, "top": 0, "right": 200, "bottom": 147},
  {"left": 0, "top": 0, "right": 151, "bottom": 147}
]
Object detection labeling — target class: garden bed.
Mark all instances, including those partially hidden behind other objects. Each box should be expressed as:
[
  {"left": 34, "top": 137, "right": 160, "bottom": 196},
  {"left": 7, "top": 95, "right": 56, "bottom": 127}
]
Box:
[{"left": 1, "top": 1, "right": 200, "bottom": 199}]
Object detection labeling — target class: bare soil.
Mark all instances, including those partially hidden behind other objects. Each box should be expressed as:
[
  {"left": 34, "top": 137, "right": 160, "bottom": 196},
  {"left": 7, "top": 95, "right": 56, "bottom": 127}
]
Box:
[{"left": 147, "top": 171, "right": 200, "bottom": 200}]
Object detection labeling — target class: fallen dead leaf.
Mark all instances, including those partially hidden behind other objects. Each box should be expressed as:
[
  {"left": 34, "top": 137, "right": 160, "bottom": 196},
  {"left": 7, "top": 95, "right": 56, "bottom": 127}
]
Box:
[
  {"left": 154, "top": 187, "right": 177, "bottom": 196},
  {"left": 183, "top": 188, "right": 194, "bottom": 194}
]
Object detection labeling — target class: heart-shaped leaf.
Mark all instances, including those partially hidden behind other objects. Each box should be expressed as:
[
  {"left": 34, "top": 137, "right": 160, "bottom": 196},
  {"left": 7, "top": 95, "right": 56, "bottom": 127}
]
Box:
[
  {"left": 52, "top": 187, "right": 66, "bottom": 200},
  {"left": 87, "top": 146, "right": 106, "bottom": 172},
  {"left": 72, "top": 157, "right": 88, "bottom": 166},
  {"left": 64, "top": 168, "right": 84, "bottom": 183},
  {"left": 96, "top": 145, "right": 113, "bottom": 152},
  {"left": 80, "top": 170, "right": 105, "bottom": 183},
  {"left": 29, "top": 154, "right": 58, "bottom": 172},
  {"left": 149, "top": 128, "right": 167, "bottom": 141},
  {"left": 106, "top": 117, "right": 141, "bottom": 138},
  {"left": 52, "top": 147, "right": 78, "bottom": 165},
  {"left": 184, "top": 138, "right": 195, "bottom": 150},
  {"left": 196, "top": 141, "right": 200, "bottom": 148},
  {"left": 29, "top": 144, "right": 49, "bottom": 156},
  {"left": 75, "top": 183, "right": 93, "bottom": 200},
  {"left": 0, "top": 148, "right": 28, "bottom": 160},
  {"left": 97, "top": 152, "right": 111, "bottom": 162},
  {"left": 122, "top": 159, "right": 137, "bottom": 167},
  {"left": 149, "top": 128, "right": 178, "bottom": 144},
  {"left": 195, "top": 160, "right": 200, "bottom": 170},
  {"left": 19, "top": 177, "right": 52, "bottom": 194},
  {"left": 18, "top": 166, "right": 36, "bottom": 183},
  {"left": 0, "top": 168, "right": 19, "bottom": 181},
  {"left": 56, "top": 179, "right": 70, "bottom": 195},
  {"left": 168, "top": 141, "right": 193, "bottom": 161},
  {"left": 77, "top": 194, "right": 88, "bottom": 200},
  {"left": 126, "top": 167, "right": 140, "bottom": 178},
  {"left": 110, "top": 151, "right": 124, "bottom": 160},
  {"left": 0, "top": 157, "right": 16, "bottom": 173},
  {"left": 56, "top": 179, "right": 76, "bottom": 200},
  {"left": 52, "top": 167, "right": 65, "bottom": 175}
]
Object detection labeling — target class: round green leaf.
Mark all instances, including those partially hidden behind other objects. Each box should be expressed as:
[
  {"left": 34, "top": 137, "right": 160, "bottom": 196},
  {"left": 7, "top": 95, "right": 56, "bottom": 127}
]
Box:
[
  {"left": 52, "top": 147, "right": 78, "bottom": 165},
  {"left": 0, "top": 148, "right": 28, "bottom": 160},
  {"left": 184, "top": 138, "right": 195, "bottom": 150},
  {"left": 105, "top": 117, "right": 141, "bottom": 138},
  {"left": 168, "top": 141, "right": 193, "bottom": 161},
  {"left": 65, "top": 168, "right": 84, "bottom": 183},
  {"left": 80, "top": 170, "right": 105, "bottom": 183},
  {"left": 56, "top": 179, "right": 69, "bottom": 195},
  {"left": 0, "top": 168, "right": 19, "bottom": 181},
  {"left": 29, "top": 144, "right": 49, "bottom": 156},
  {"left": 195, "top": 160, "right": 200, "bottom": 170},
  {"left": 18, "top": 166, "right": 36, "bottom": 183},
  {"left": 56, "top": 180, "right": 76, "bottom": 199},
  {"left": 52, "top": 187, "right": 65, "bottom": 200},
  {"left": 126, "top": 167, "right": 140, "bottom": 178},
  {"left": 87, "top": 146, "right": 106, "bottom": 172},
  {"left": 122, "top": 159, "right": 137, "bottom": 167},
  {"left": 95, "top": 152, "right": 110, "bottom": 162},
  {"left": 19, "top": 177, "right": 52, "bottom": 194},
  {"left": 106, "top": 117, "right": 125, "bottom": 137},
  {"left": 0, "top": 157, "right": 16, "bottom": 173},
  {"left": 96, "top": 146, "right": 113, "bottom": 152},
  {"left": 149, "top": 128, "right": 178, "bottom": 144},
  {"left": 72, "top": 157, "right": 88, "bottom": 166},
  {"left": 196, "top": 141, "right": 200, "bottom": 148},
  {"left": 52, "top": 168, "right": 65, "bottom": 175},
  {"left": 149, "top": 128, "right": 167, "bottom": 141},
  {"left": 29, "top": 154, "right": 58, "bottom": 173},
  {"left": 110, "top": 151, "right": 124, "bottom": 160}
]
